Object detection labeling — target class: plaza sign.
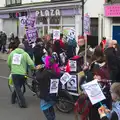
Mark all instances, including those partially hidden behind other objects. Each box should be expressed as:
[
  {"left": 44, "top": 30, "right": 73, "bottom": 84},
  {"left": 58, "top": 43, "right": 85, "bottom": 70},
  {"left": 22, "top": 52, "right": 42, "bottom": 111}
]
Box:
[{"left": 36, "top": 9, "right": 60, "bottom": 17}]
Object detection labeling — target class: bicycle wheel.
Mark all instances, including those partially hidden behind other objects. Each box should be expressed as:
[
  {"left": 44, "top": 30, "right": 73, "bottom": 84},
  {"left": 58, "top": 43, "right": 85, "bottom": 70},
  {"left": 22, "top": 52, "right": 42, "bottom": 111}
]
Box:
[{"left": 56, "top": 90, "right": 74, "bottom": 113}]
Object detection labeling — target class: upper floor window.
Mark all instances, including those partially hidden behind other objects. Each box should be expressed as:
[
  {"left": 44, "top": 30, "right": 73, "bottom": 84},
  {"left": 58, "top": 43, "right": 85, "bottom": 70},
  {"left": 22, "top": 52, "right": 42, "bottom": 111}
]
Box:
[
  {"left": 106, "top": 0, "right": 120, "bottom": 3},
  {"left": 6, "top": 0, "right": 21, "bottom": 7}
]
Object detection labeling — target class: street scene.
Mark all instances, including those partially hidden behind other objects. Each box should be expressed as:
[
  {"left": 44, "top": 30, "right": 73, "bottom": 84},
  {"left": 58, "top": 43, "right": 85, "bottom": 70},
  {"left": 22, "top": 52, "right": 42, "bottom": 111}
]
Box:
[
  {"left": 0, "top": 0, "right": 120, "bottom": 120},
  {"left": 0, "top": 60, "right": 75, "bottom": 120}
]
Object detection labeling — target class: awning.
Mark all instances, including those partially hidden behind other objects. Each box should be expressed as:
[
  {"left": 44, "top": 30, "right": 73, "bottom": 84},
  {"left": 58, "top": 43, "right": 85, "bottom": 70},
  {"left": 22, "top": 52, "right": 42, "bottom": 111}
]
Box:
[{"left": 0, "top": 0, "right": 82, "bottom": 14}]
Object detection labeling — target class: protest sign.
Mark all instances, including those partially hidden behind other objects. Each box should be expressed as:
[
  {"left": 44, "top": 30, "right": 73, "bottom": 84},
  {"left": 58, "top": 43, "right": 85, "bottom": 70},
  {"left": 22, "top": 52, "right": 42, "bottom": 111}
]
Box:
[
  {"left": 84, "top": 13, "right": 91, "bottom": 35},
  {"left": 60, "top": 72, "right": 71, "bottom": 85},
  {"left": 12, "top": 53, "right": 22, "bottom": 65},
  {"left": 69, "top": 60, "right": 77, "bottom": 72},
  {"left": 67, "top": 75, "right": 77, "bottom": 91},
  {"left": 26, "top": 28, "right": 37, "bottom": 41},
  {"left": 82, "top": 80, "right": 106, "bottom": 105},
  {"left": 53, "top": 29, "right": 60, "bottom": 40},
  {"left": 50, "top": 79, "right": 59, "bottom": 94},
  {"left": 19, "top": 16, "right": 35, "bottom": 28},
  {"left": 19, "top": 16, "right": 27, "bottom": 27}
]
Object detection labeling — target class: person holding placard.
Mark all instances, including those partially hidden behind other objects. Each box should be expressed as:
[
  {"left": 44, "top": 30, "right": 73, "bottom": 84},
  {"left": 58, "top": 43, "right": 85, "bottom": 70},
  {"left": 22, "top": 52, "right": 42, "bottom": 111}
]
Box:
[
  {"left": 7, "top": 41, "right": 35, "bottom": 108},
  {"left": 98, "top": 83, "right": 120, "bottom": 120}
]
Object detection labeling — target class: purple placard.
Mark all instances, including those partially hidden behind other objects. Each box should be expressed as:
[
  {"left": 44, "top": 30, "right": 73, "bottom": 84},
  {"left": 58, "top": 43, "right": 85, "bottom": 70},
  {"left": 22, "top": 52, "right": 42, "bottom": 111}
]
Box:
[
  {"left": 26, "top": 18, "right": 35, "bottom": 27},
  {"left": 26, "top": 28, "right": 37, "bottom": 41}
]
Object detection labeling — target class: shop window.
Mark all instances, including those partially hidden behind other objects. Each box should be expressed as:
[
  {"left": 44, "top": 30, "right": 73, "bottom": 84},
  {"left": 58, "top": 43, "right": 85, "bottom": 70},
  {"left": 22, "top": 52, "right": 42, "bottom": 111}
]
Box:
[
  {"left": 36, "top": 17, "right": 48, "bottom": 25},
  {"left": 90, "top": 18, "right": 98, "bottom": 36},
  {"left": 6, "top": 0, "right": 21, "bottom": 6},
  {"left": 50, "top": 16, "right": 60, "bottom": 24},
  {"left": 62, "top": 16, "right": 75, "bottom": 25},
  {"left": 112, "top": 17, "right": 120, "bottom": 23}
]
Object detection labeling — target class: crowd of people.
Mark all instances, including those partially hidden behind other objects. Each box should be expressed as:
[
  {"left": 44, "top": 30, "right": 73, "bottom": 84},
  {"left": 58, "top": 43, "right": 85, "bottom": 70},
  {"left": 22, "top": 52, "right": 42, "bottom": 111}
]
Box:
[{"left": 6, "top": 34, "right": 120, "bottom": 120}]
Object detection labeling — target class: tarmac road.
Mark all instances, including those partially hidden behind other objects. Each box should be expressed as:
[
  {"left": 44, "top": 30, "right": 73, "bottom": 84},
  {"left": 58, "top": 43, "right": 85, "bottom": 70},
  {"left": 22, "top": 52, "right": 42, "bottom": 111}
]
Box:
[{"left": 0, "top": 60, "right": 77, "bottom": 120}]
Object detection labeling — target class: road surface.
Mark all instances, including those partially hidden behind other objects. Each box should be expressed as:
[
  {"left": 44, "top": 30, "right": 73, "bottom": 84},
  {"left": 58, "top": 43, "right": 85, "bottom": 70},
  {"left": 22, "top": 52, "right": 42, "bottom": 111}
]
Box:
[{"left": 0, "top": 60, "right": 77, "bottom": 120}]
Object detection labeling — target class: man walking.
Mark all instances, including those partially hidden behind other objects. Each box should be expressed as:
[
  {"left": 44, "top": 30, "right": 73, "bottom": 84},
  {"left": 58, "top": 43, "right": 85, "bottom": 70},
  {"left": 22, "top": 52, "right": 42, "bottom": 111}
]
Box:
[{"left": 7, "top": 41, "right": 35, "bottom": 108}]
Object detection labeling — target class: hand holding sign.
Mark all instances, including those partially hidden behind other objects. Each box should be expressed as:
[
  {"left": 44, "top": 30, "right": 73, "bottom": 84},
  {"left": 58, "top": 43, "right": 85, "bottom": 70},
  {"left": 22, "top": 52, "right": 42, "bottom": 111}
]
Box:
[{"left": 82, "top": 80, "right": 106, "bottom": 105}]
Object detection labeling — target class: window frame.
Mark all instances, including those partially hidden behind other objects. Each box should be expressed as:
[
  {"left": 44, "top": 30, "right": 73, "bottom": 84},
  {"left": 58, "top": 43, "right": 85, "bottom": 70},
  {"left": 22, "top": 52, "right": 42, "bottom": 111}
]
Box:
[{"left": 6, "top": 0, "right": 21, "bottom": 6}]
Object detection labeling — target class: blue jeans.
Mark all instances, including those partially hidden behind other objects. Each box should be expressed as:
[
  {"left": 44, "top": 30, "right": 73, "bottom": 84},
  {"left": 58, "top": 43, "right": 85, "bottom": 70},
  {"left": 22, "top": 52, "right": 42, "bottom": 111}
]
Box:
[{"left": 43, "top": 106, "right": 56, "bottom": 120}]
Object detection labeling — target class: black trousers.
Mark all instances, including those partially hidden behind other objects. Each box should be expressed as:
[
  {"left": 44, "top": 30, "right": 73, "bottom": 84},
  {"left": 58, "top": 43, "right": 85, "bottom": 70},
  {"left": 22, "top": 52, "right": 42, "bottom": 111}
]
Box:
[{"left": 12, "top": 74, "right": 26, "bottom": 107}]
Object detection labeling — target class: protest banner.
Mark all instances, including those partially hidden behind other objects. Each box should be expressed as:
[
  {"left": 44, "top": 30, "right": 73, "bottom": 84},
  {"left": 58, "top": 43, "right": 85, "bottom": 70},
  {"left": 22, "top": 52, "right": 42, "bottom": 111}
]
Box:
[
  {"left": 50, "top": 79, "right": 59, "bottom": 94},
  {"left": 53, "top": 29, "right": 60, "bottom": 40},
  {"left": 19, "top": 16, "right": 35, "bottom": 28},
  {"left": 63, "top": 27, "right": 75, "bottom": 42},
  {"left": 82, "top": 80, "right": 106, "bottom": 105},
  {"left": 26, "top": 28, "right": 38, "bottom": 41}
]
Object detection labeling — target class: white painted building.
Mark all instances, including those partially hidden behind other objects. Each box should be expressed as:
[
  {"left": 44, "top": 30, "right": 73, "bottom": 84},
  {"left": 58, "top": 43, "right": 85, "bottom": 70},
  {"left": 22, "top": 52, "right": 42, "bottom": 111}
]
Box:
[{"left": 0, "top": 0, "right": 114, "bottom": 45}]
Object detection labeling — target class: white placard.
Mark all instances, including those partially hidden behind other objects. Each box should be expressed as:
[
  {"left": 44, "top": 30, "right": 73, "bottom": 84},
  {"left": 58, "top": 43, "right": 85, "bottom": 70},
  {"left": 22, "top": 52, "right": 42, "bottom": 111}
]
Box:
[
  {"left": 53, "top": 29, "right": 60, "bottom": 40},
  {"left": 82, "top": 80, "right": 106, "bottom": 105},
  {"left": 60, "top": 52, "right": 66, "bottom": 64},
  {"left": 60, "top": 72, "right": 72, "bottom": 85},
  {"left": 69, "top": 60, "right": 77, "bottom": 72},
  {"left": 50, "top": 79, "right": 59, "bottom": 94},
  {"left": 67, "top": 75, "right": 77, "bottom": 91},
  {"left": 19, "top": 16, "right": 27, "bottom": 27},
  {"left": 12, "top": 53, "right": 22, "bottom": 65}
]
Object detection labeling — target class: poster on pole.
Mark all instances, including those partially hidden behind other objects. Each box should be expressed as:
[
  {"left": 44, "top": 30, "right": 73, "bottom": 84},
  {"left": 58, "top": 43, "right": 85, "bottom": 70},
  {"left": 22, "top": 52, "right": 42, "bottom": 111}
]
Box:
[
  {"left": 53, "top": 29, "right": 60, "bottom": 40},
  {"left": 84, "top": 13, "right": 91, "bottom": 35},
  {"left": 63, "top": 27, "right": 75, "bottom": 42},
  {"left": 26, "top": 28, "right": 38, "bottom": 41},
  {"left": 19, "top": 16, "right": 27, "bottom": 27},
  {"left": 82, "top": 80, "right": 106, "bottom": 105}
]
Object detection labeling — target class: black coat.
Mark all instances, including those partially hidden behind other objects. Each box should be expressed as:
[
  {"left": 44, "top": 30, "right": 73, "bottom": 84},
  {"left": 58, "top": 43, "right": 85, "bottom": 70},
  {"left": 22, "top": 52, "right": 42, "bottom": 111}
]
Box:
[
  {"left": 101, "top": 112, "right": 118, "bottom": 120},
  {"left": 105, "top": 47, "right": 120, "bottom": 82},
  {"left": 33, "top": 44, "right": 44, "bottom": 66},
  {"left": 36, "top": 69, "right": 60, "bottom": 101}
]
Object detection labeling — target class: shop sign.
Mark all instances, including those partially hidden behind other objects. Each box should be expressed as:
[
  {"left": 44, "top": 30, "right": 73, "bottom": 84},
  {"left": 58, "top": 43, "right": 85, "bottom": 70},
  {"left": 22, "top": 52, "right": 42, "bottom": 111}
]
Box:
[
  {"left": 105, "top": 5, "right": 120, "bottom": 17},
  {"left": 36, "top": 9, "right": 60, "bottom": 17}
]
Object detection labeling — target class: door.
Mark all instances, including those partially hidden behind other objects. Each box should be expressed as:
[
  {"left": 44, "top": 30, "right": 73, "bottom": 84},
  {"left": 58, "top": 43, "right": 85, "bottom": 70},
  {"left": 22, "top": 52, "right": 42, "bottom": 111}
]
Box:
[{"left": 113, "top": 26, "right": 120, "bottom": 44}]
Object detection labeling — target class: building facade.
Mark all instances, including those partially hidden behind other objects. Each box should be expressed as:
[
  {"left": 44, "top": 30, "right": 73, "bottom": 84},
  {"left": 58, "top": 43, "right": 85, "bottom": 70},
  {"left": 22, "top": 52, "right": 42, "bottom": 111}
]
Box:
[
  {"left": 0, "top": 0, "right": 107, "bottom": 44},
  {"left": 104, "top": 0, "right": 120, "bottom": 44}
]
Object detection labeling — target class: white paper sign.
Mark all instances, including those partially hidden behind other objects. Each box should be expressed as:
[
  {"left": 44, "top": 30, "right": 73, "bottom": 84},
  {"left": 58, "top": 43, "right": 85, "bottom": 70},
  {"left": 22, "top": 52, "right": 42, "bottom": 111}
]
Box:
[
  {"left": 69, "top": 60, "right": 77, "bottom": 72},
  {"left": 82, "top": 80, "right": 106, "bottom": 105},
  {"left": 19, "top": 16, "right": 27, "bottom": 27},
  {"left": 60, "top": 72, "right": 72, "bottom": 85},
  {"left": 67, "top": 75, "right": 77, "bottom": 91},
  {"left": 12, "top": 53, "right": 22, "bottom": 65},
  {"left": 60, "top": 52, "right": 66, "bottom": 64},
  {"left": 50, "top": 79, "right": 59, "bottom": 94},
  {"left": 53, "top": 29, "right": 60, "bottom": 40}
]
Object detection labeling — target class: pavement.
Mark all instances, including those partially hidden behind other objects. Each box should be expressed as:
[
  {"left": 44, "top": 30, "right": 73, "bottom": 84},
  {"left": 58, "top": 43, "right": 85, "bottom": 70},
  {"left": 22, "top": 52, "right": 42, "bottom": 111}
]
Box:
[
  {"left": 0, "top": 53, "right": 8, "bottom": 61},
  {"left": 0, "top": 60, "right": 77, "bottom": 120}
]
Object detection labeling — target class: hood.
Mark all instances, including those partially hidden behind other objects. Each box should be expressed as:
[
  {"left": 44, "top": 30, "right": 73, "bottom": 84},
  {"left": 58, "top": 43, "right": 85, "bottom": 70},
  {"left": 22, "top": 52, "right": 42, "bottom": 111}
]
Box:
[
  {"left": 112, "top": 101, "right": 120, "bottom": 120},
  {"left": 14, "top": 48, "right": 25, "bottom": 54}
]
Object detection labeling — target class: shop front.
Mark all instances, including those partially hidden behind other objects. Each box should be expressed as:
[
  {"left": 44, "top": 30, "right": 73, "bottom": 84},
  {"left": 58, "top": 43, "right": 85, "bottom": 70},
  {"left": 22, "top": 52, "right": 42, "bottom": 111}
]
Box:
[
  {"left": 104, "top": 4, "right": 120, "bottom": 43},
  {"left": 0, "top": 0, "right": 82, "bottom": 40}
]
